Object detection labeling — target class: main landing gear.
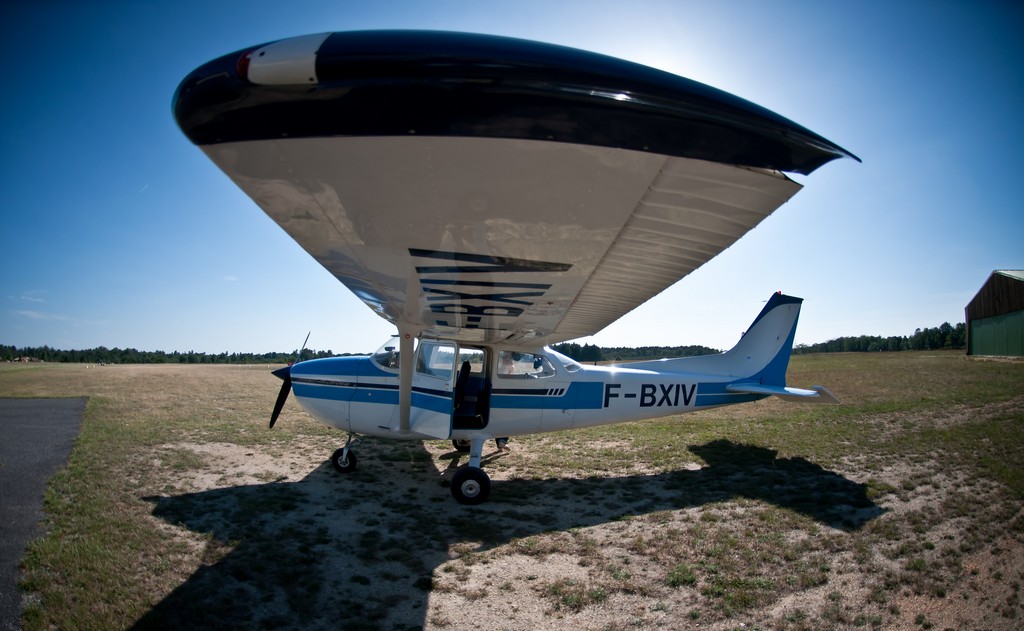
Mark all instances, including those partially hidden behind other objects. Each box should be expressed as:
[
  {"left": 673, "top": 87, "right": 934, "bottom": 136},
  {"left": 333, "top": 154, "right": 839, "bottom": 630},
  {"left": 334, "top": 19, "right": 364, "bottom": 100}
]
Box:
[{"left": 329, "top": 434, "right": 491, "bottom": 504}]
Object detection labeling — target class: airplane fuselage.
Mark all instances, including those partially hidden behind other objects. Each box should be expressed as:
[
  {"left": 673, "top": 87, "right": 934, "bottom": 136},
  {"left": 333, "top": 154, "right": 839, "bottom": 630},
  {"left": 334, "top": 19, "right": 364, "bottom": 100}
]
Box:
[
  {"left": 287, "top": 343, "right": 766, "bottom": 443},
  {"left": 272, "top": 293, "right": 834, "bottom": 503}
]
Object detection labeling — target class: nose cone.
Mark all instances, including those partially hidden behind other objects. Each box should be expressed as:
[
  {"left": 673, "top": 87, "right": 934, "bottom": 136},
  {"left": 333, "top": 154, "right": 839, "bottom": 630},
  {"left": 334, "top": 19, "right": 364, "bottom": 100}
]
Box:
[{"left": 272, "top": 365, "right": 291, "bottom": 381}]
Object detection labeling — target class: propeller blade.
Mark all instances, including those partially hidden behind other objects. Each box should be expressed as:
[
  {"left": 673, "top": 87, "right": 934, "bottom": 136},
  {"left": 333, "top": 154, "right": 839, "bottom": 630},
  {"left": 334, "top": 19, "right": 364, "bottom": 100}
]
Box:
[
  {"left": 269, "top": 366, "right": 291, "bottom": 428},
  {"left": 295, "top": 331, "right": 311, "bottom": 363}
]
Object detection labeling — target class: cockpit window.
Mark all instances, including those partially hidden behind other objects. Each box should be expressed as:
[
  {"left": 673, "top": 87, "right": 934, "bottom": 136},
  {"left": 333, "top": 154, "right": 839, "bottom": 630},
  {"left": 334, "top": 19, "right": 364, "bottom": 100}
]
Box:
[{"left": 497, "top": 350, "right": 557, "bottom": 379}]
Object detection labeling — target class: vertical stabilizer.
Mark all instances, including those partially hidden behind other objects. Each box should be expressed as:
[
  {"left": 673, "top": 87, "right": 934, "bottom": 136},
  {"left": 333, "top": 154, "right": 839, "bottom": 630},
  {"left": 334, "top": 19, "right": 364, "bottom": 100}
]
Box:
[
  {"left": 721, "top": 294, "right": 837, "bottom": 403},
  {"left": 721, "top": 292, "right": 803, "bottom": 385}
]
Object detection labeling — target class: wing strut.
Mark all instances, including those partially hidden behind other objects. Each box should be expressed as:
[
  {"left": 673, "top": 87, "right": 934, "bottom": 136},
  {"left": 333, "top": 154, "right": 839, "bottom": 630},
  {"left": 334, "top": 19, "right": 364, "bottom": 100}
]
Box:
[{"left": 398, "top": 331, "right": 414, "bottom": 434}]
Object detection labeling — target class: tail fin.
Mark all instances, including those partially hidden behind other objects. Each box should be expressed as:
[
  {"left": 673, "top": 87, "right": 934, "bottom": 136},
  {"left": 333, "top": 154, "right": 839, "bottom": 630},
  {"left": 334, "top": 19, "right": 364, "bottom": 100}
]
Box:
[
  {"left": 722, "top": 293, "right": 838, "bottom": 403},
  {"left": 722, "top": 292, "right": 803, "bottom": 385},
  {"left": 625, "top": 292, "right": 838, "bottom": 403}
]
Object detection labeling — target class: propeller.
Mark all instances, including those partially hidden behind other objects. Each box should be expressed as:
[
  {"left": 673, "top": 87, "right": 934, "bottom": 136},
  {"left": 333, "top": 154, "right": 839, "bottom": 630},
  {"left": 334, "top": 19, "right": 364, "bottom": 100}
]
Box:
[
  {"left": 269, "top": 332, "right": 310, "bottom": 429},
  {"left": 269, "top": 365, "right": 291, "bottom": 428}
]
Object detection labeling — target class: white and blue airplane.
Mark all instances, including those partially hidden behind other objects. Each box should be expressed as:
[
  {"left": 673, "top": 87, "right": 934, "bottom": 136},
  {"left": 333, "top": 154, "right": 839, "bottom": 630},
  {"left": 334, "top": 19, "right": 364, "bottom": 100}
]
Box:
[{"left": 174, "top": 31, "right": 855, "bottom": 503}]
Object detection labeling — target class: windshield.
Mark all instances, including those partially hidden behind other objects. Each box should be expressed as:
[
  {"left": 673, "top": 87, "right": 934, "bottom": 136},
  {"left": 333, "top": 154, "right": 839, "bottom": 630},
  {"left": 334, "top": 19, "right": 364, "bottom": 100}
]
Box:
[
  {"left": 546, "top": 347, "right": 583, "bottom": 373},
  {"left": 371, "top": 336, "right": 403, "bottom": 369}
]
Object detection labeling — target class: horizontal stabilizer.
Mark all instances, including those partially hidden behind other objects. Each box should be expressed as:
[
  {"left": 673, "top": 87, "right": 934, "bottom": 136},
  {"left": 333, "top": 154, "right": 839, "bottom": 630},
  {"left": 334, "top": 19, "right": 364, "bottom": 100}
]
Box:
[{"left": 726, "top": 383, "right": 839, "bottom": 404}]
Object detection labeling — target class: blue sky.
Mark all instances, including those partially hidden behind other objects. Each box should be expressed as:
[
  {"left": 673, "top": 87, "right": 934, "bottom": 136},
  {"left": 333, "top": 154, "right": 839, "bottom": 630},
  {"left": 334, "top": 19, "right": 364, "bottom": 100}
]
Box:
[{"left": 2, "top": 0, "right": 1021, "bottom": 354}]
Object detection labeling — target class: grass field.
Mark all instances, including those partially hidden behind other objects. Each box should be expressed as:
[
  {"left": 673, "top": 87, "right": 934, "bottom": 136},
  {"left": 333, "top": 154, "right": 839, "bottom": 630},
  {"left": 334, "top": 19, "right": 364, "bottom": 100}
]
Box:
[{"left": 2, "top": 351, "right": 1022, "bottom": 630}]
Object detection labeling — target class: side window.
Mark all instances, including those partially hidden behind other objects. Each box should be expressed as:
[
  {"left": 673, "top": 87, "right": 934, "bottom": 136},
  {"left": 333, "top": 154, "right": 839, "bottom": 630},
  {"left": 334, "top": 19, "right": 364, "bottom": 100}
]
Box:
[
  {"left": 416, "top": 342, "right": 456, "bottom": 380},
  {"left": 497, "top": 351, "right": 556, "bottom": 379}
]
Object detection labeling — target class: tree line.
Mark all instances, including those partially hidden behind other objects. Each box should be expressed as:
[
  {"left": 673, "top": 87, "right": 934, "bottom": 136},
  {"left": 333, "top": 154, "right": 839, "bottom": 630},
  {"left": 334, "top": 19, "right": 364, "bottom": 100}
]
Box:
[
  {"left": 0, "top": 345, "right": 361, "bottom": 364},
  {"left": 555, "top": 322, "right": 966, "bottom": 362},
  {"left": 552, "top": 342, "right": 719, "bottom": 363},
  {"left": 794, "top": 322, "right": 966, "bottom": 354},
  {"left": 3, "top": 320, "right": 967, "bottom": 365}
]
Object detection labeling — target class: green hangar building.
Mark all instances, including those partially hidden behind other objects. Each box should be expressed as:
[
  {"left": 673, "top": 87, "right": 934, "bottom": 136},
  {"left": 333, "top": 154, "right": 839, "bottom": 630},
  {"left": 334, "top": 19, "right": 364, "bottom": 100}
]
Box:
[{"left": 966, "top": 270, "right": 1024, "bottom": 357}]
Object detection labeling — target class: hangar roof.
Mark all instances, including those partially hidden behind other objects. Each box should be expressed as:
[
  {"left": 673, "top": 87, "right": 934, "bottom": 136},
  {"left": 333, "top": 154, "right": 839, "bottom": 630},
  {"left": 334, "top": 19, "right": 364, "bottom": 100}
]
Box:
[
  {"left": 966, "top": 270, "right": 1024, "bottom": 321},
  {"left": 996, "top": 270, "right": 1024, "bottom": 283}
]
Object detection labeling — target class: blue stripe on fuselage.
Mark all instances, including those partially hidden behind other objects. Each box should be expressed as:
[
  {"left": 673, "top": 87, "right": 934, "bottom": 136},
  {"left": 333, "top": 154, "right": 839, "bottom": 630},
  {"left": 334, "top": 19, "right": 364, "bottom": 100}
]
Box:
[
  {"left": 291, "top": 361, "right": 767, "bottom": 416},
  {"left": 488, "top": 380, "right": 762, "bottom": 411},
  {"left": 491, "top": 381, "right": 603, "bottom": 410},
  {"left": 292, "top": 378, "right": 451, "bottom": 413}
]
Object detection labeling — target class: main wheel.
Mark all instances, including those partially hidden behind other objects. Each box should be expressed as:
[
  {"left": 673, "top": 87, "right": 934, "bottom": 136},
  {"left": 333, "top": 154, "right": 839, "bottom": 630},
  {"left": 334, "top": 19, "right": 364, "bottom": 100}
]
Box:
[
  {"left": 450, "top": 467, "right": 491, "bottom": 504},
  {"left": 331, "top": 447, "right": 357, "bottom": 473},
  {"left": 451, "top": 439, "right": 471, "bottom": 453}
]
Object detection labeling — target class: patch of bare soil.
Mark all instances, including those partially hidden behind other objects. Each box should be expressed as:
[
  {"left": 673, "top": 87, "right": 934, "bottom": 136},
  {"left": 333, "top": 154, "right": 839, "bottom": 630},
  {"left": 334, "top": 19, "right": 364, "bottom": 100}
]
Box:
[{"left": 138, "top": 397, "right": 1024, "bottom": 630}]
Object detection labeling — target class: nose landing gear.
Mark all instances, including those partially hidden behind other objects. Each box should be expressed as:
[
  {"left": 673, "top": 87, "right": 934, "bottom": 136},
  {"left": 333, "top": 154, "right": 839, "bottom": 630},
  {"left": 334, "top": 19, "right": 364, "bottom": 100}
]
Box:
[
  {"left": 451, "top": 466, "right": 490, "bottom": 504},
  {"left": 331, "top": 433, "right": 357, "bottom": 473},
  {"left": 449, "top": 436, "right": 490, "bottom": 504}
]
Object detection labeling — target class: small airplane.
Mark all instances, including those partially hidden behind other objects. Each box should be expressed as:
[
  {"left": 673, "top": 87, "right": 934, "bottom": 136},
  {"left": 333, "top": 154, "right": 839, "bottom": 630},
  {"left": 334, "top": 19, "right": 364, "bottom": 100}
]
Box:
[{"left": 174, "top": 30, "right": 856, "bottom": 503}]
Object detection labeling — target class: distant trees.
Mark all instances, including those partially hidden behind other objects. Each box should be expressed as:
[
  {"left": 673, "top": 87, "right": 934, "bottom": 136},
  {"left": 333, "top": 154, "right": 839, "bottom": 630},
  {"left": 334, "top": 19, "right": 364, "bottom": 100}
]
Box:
[
  {"left": 0, "top": 345, "right": 361, "bottom": 364},
  {"left": 600, "top": 345, "right": 721, "bottom": 362},
  {"left": 552, "top": 343, "right": 719, "bottom": 363},
  {"left": 0, "top": 320, "right": 968, "bottom": 364},
  {"left": 556, "top": 321, "right": 968, "bottom": 362},
  {"left": 793, "top": 322, "right": 966, "bottom": 354},
  {"left": 551, "top": 342, "right": 605, "bottom": 363}
]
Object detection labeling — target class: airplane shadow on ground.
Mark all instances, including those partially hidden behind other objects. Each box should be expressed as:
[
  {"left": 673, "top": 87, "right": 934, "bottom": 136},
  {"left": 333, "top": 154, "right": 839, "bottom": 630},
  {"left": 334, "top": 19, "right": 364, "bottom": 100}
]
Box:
[{"left": 135, "top": 439, "right": 884, "bottom": 630}]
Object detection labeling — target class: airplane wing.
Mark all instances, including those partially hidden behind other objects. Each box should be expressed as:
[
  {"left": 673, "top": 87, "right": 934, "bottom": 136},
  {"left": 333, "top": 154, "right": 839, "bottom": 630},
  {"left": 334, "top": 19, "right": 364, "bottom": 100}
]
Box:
[{"left": 174, "top": 31, "right": 857, "bottom": 347}]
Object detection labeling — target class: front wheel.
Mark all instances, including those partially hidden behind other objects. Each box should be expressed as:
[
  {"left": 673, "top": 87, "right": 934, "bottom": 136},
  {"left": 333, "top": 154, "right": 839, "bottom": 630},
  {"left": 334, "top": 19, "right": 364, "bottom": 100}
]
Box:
[
  {"left": 451, "top": 439, "right": 471, "bottom": 453},
  {"left": 450, "top": 467, "right": 491, "bottom": 504},
  {"left": 331, "top": 447, "right": 357, "bottom": 473}
]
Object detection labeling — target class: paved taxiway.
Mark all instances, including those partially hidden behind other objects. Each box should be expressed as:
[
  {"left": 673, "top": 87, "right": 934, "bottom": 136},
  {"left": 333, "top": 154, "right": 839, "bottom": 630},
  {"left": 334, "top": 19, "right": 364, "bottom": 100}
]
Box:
[{"left": 0, "top": 398, "right": 85, "bottom": 631}]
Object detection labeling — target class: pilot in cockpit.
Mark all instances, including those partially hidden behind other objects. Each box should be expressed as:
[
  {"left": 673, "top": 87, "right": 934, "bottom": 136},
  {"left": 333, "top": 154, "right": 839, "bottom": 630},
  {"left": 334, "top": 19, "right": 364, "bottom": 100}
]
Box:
[{"left": 497, "top": 351, "right": 517, "bottom": 375}]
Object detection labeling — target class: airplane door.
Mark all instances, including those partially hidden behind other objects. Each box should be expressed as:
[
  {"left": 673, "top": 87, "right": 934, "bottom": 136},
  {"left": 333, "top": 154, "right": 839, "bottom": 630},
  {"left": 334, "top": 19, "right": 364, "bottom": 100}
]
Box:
[{"left": 410, "top": 340, "right": 456, "bottom": 439}]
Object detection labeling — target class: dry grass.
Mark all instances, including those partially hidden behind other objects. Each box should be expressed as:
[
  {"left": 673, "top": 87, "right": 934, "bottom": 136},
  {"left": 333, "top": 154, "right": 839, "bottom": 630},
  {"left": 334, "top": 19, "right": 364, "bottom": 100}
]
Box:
[{"left": 2, "top": 352, "right": 1023, "bottom": 630}]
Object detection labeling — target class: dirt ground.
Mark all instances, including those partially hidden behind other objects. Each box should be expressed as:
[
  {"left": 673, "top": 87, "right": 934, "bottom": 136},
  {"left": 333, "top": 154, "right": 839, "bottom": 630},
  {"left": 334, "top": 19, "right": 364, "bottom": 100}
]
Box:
[{"left": 138, "top": 396, "right": 1024, "bottom": 630}]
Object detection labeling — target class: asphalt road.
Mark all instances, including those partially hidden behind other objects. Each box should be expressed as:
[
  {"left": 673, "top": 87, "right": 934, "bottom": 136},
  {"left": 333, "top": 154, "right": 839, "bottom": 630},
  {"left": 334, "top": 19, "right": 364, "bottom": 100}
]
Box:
[{"left": 0, "top": 398, "right": 85, "bottom": 631}]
